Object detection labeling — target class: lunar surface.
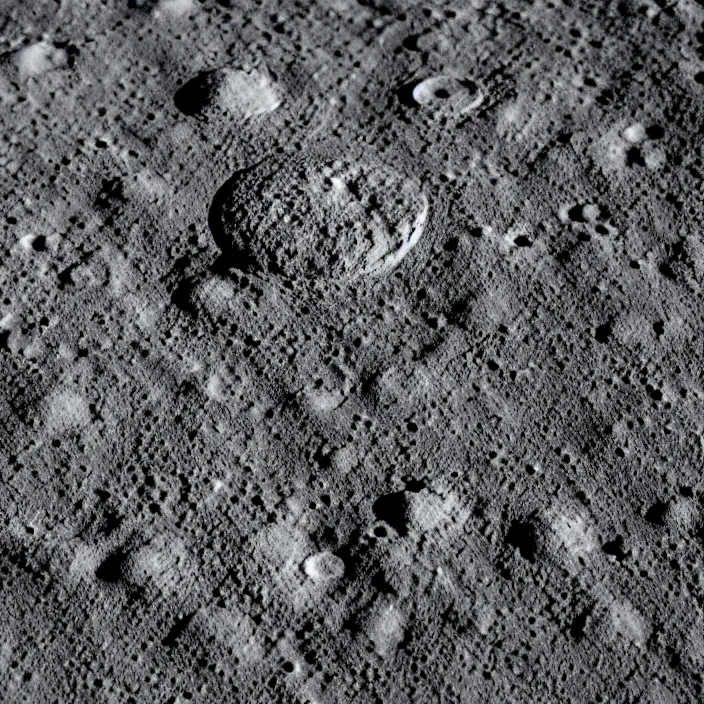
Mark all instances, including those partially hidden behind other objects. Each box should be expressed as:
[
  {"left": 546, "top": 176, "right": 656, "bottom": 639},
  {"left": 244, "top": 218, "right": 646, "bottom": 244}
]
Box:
[{"left": 2, "top": 1, "right": 704, "bottom": 702}]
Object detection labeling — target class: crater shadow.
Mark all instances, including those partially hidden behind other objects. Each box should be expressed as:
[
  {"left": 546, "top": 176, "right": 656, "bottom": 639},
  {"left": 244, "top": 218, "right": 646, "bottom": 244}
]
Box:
[
  {"left": 174, "top": 70, "right": 221, "bottom": 117},
  {"left": 207, "top": 165, "right": 264, "bottom": 273}
]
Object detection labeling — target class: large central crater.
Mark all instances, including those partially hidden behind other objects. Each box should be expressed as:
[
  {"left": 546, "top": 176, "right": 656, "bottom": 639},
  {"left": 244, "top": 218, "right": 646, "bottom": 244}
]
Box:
[{"left": 210, "top": 150, "right": 429, "bottom": 283}]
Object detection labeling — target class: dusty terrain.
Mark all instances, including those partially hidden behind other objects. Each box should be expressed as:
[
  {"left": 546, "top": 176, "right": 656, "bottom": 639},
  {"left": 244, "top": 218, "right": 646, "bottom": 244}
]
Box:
[{"left": 2, "top": 0, "right": 704, "bottom": 702}]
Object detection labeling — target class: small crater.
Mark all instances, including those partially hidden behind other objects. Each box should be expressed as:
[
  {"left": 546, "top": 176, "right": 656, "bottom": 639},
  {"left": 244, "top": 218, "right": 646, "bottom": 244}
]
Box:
[
  {"left": 602, "top": 535, "right": 628, "bottom": 562},
  {"left": 174, "top": 70, "right": 220, "bottom": 116},
  {"left": 372, "top": 491, "right": 410, "bottom": 537},
  {"left": 443, "top": 237, "right": 459, "bottom": 252},
  {"left": 659, "top": 262, "right": 676, "bottom": 280},
  {"left": 31, "top": 235, "right": 47, "bottom": 252},
  {"left": 645, "top": 125, "right": 664, "bottom": 140},
  {"left": 15, "top": 41, "right": 68, "bottom": 81},
  {"left": 96, "top": 550, "right": 127, "bottom": 583},
  {"left": 644, "top": 500, "right": 668, "bottom": 526},
  {"left": 404, "top": 479, "right": 426, "bottom": 493},
  {"left": 410, "top": 75, "right": 483, "bottom": 114},
  {"left": 96, "top": 177, "right": 126, "bottom": 209},
  {"left": 401, "top": 34, "right": 422, "bottom": 51},
  {"left": 594, "top": 321, "right": 613, "bottom": 343},
  {"left": 626, "top": 146, "right": 645, "bottom": 167},
  {"left": 570, "top": 607, "right": 591, "bottom": 641},
  {"left": 373, "top": 524, "right": 388, "bottom": 538},
  {"left": 567, "top": 204, "right": 586, "bottom": 223},
  {"left": 506, "top": 519, "right": 538, "bottom": 563},
  {"left": 303, "top": 551, "right": 345, "bottom": 583},
  {"left": 175, "top": 66, "right": 279, "bottom": 121}
]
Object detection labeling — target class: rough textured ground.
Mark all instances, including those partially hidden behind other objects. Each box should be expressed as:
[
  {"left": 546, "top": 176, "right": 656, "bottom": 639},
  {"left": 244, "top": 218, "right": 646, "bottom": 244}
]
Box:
[{"left": 2, "top": 0, "right": 704, "bottom": 702}]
